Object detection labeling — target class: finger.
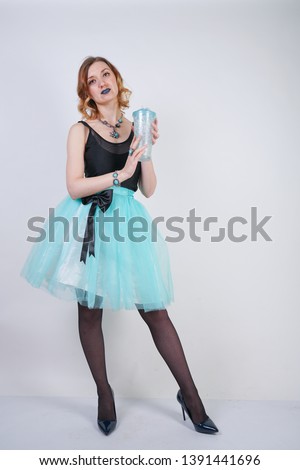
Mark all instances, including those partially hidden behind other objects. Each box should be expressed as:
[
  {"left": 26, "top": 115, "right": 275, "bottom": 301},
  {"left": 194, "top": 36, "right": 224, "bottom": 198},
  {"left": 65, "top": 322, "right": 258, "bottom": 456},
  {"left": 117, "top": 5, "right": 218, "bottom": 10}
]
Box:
[
  {"left": 131, "top": 134, "right": 142, "bottom": 150},
  {"left": 151, "top": 130, "right": 159, "bottom": 145},
  {"left": 130, "top": 136, "right": 141, "bottom": 150},
  {"left": 135, "top": 144, "right": 147, "bottom": 153},
  {"left": 134, "top": 145, "right": 148, "bottom": 157},
  {"left": 131, "top": 133, "right": 141, "bottom": 143}
]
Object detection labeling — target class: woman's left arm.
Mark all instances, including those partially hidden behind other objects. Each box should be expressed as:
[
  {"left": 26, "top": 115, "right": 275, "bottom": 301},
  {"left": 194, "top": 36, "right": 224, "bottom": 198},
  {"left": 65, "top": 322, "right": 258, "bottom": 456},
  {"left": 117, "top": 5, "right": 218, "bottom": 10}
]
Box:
[{"left": 138, "top": 118, "right": 159, "bottom": 198}]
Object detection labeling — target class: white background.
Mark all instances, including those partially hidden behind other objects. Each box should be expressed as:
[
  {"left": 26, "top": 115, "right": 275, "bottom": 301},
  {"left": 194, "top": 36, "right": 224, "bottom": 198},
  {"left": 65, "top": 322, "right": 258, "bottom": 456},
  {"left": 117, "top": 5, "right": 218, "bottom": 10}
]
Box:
[{"left": 1, "top": 0, "right": 299, "bottom": 402}]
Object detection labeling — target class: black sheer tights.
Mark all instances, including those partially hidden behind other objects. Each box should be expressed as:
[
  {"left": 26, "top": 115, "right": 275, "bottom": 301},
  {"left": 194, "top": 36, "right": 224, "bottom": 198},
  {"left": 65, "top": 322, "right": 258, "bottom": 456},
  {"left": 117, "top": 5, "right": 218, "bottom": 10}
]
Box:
[
  {"left": 78, "top": 302, "right": 208, "bottom": 423},
  {"left": 137, "top": 308, "right": 208, "bottom": 423},
  {"left": 77, "top": 303, "right": 115, "bottom": 421}
]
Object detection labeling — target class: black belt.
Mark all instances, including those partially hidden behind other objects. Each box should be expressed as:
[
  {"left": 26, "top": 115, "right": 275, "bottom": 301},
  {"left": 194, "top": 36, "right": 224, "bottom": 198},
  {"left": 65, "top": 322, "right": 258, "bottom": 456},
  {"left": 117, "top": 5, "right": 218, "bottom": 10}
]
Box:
[{"left": 80, "top": 189, "right": 113, "bottom": 264}]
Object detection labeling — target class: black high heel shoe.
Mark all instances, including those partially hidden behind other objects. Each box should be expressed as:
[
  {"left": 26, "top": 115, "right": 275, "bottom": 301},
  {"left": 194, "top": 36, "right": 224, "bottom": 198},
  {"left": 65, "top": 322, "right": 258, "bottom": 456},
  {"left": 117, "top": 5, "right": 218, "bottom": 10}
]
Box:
[
  {"left": 177, "top": 389, "right": 219, "bottom": 434},
  {"left": 97, "top": 387, "right": 117, "bottom": 436}
]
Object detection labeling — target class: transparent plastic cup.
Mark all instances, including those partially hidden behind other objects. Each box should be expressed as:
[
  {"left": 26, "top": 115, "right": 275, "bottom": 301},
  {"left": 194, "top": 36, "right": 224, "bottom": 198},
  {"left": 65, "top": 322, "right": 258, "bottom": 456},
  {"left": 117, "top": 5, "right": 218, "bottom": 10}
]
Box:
[{"left": 132, "top": 107, "right": 156, "bottom": 162}]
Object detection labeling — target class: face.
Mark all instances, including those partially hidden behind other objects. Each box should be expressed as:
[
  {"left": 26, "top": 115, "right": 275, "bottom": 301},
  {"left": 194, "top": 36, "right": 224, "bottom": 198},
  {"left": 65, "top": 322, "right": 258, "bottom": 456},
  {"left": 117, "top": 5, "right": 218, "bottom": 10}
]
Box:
[{"left": 87, "top": 61, "right": 119, "bottom": 105}]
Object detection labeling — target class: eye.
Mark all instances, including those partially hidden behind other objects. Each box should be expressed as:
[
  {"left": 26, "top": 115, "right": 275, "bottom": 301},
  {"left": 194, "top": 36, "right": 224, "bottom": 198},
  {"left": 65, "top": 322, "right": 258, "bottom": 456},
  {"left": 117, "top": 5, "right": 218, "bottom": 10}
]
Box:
[
  {"left": 88, "top": 79, "right": 96, "bottom": 85},
  {"left": 104, "top": 72, "right": 110, "bottom": 77}
]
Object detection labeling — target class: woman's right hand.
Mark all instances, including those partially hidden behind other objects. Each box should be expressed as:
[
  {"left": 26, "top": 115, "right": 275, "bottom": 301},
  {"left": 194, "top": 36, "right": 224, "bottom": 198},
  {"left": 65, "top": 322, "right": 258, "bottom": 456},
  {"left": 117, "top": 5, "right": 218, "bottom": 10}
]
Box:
[{"left": 122, "top": 135, "right": 147, "bottom": 179}]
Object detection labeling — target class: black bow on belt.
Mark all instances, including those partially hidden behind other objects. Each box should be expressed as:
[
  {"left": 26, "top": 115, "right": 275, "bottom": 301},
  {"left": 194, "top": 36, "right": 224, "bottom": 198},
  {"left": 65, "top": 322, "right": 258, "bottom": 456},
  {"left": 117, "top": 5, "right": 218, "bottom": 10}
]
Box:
[{"left": 80, "top": 189, "right": 113, "bottom": 264}]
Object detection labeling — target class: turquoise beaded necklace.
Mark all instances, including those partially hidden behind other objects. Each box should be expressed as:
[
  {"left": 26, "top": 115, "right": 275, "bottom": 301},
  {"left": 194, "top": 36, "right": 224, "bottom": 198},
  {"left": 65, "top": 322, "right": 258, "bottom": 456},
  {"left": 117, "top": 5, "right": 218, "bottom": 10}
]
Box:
[{"left": 99, "top": 112, "right": 124, "bottom": 139}]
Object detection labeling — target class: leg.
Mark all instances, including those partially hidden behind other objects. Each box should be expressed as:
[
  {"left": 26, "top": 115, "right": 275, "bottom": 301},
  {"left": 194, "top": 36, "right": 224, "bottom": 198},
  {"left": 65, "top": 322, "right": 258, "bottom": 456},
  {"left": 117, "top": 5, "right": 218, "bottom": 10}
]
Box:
[
  {"left": 77, "top": 302, "right": 115, "bottom": 421},
  {"left": 137, "top": 307, "right": 209, "bottom": 423}
]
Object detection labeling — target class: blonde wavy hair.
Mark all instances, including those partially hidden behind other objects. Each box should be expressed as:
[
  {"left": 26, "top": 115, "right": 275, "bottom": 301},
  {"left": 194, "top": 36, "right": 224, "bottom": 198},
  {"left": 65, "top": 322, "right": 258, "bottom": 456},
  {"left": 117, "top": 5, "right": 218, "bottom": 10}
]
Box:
[{"left": 77, "top": 56, "right": 132, "bottom": 120}]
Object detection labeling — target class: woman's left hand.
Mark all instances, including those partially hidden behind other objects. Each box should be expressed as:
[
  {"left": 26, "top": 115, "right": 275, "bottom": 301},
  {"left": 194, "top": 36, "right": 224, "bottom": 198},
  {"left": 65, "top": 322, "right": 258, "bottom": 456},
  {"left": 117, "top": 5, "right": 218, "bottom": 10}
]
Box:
[{"left": 151, "top": 117, "right": 159, "bottom": 145}]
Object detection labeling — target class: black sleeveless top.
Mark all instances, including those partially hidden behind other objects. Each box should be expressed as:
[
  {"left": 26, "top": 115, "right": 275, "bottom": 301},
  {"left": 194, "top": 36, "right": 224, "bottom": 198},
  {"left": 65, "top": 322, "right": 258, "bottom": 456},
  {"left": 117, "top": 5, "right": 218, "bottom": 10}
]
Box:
[{"left": 78, "top": 120, "right": 141, "bottom": 192}]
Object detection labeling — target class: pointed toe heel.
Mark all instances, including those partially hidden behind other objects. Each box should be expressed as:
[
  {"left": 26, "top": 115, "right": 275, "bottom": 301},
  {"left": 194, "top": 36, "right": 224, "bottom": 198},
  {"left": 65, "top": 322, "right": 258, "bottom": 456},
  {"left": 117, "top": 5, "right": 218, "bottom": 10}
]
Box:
[
  {"left": 97, "top": 387, "right": 117, "bottom": 436},
  {"left": 177, "top": 389, "right": 219, "bottom": 434},
  {"left": 97, "top": 418, "right": 117, "bottom": 436},
  {"left": 193, "top": 416, "right": 219, "bottom": 434}
]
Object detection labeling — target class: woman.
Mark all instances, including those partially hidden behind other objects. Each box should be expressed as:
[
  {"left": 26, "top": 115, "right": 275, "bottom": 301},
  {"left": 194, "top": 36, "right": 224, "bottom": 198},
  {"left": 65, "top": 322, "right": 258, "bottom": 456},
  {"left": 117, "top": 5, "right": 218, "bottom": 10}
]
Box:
[{"left": 20, "top": 56, "right": 219, "bottom": 436}]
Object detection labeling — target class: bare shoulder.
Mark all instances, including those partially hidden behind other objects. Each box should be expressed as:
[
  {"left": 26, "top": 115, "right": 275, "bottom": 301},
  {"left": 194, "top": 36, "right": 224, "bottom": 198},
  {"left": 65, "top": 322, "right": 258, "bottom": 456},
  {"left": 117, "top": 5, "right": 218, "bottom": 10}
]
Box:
[
  {"left": 67, "top": 121, "right": 88, "bottom": 145},
  {"left": 68, "top": 121, "right": 85, "bottom": 134}
]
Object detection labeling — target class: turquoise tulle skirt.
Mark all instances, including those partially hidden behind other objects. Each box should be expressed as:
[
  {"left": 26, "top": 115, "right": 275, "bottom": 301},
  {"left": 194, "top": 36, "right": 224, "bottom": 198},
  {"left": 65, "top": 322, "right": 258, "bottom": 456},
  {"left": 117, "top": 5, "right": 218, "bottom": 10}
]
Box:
[{"left": 20, "top": 185, "right": 174, "bottom": 312}]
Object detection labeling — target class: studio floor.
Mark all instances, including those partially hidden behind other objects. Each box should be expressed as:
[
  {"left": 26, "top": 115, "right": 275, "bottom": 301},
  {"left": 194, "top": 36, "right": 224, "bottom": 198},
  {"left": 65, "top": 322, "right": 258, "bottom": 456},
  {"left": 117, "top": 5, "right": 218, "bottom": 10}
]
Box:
[{"left": 0, "top": 396, "right": 299, "bottom": 450}]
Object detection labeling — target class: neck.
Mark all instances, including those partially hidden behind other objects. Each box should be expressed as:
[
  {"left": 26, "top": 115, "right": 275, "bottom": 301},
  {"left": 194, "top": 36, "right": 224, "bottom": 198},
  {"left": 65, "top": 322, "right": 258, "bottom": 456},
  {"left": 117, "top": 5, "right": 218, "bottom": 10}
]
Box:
[{"left": 97, "top": 102, "right": 122, "bottom": 124}]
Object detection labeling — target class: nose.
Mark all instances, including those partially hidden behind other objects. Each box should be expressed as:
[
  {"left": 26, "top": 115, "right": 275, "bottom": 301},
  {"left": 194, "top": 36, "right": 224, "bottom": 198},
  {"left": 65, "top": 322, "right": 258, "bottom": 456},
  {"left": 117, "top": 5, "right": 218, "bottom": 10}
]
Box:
[{"left": 98, "top": 78, "right": 107, "bottom": 88}]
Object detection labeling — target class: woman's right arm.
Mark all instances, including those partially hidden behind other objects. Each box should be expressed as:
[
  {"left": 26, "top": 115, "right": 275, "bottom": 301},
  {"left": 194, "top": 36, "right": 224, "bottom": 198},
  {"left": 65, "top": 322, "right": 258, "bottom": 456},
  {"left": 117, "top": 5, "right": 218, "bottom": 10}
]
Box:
[{"left": 66, "top": 123, "right": 130, "bottom": 200}]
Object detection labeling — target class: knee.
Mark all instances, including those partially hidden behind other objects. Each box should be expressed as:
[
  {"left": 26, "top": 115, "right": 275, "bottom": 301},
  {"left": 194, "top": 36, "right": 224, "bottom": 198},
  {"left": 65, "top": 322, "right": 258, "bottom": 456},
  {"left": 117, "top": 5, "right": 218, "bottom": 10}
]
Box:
[
  {"left": 138, "top": 308, "right": 169, "bottom": 327},
  {"left": 78, "top": 302, "right": 103, "bottom": 323}
]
